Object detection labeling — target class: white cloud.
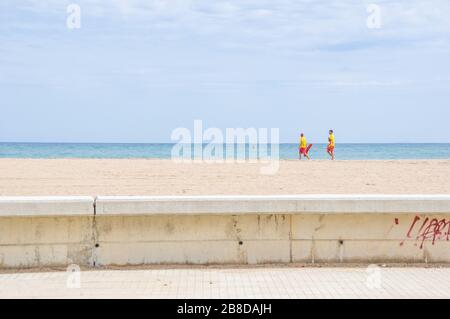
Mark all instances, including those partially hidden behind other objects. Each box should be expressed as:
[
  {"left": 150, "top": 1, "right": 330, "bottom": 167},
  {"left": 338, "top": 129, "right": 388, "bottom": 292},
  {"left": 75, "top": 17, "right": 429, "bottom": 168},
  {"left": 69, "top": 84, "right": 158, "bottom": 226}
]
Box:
[
  {"left": 1, "top": 0, "right": 449, "bottom": 89},
  {"left": 3, "top": 0, "right": 450, "bottom": 51}
]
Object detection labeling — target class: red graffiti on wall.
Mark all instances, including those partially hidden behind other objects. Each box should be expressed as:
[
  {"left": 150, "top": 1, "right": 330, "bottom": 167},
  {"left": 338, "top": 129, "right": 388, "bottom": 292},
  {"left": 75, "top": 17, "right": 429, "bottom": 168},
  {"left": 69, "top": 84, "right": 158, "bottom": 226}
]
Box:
[{"left": 399, "top": 216, "right": 450, "bottom": 249}]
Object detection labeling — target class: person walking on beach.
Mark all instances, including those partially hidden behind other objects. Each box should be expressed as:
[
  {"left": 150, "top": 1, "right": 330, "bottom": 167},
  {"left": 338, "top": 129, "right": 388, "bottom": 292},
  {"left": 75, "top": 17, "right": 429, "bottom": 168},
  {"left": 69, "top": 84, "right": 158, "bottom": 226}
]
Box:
[
  {"left": 299, "top": 133, "right": 311, "bottom": 160},
  {"left": 327, "top": 129, "right": 335, "bottom": 160}
]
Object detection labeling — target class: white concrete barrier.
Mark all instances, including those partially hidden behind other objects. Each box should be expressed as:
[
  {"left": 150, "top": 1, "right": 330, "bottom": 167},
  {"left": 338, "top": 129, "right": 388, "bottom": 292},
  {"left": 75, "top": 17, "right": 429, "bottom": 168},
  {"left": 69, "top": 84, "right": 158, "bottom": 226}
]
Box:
[
  {"left": 0, "top": 196, "right": 94, "bottom": 217},
  {"left": 96, "top": 195, "right": 450, "bottom": 215},
  {"left": 1, "top": 195, "right": 450, "bottom": 268},
  {"left": 0, "top": 197, "right": 95, "bottom": 268},
  {"left": 94, "top": 195, "right": 450, "bottom": 266}
]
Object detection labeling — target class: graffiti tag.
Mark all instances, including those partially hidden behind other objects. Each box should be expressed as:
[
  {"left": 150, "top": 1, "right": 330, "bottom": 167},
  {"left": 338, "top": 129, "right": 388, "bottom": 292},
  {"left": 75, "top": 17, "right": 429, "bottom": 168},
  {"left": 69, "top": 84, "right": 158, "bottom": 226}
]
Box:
[{"left": 399, "top": 216, "right": 450, "bottom": 249}]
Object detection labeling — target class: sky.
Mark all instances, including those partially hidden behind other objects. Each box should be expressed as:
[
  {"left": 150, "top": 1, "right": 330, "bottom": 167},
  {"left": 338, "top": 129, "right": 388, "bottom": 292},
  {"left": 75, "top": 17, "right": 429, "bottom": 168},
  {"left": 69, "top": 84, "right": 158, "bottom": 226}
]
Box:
[{"left": 1, "top": 0, "right": 450, "bottom": 143}]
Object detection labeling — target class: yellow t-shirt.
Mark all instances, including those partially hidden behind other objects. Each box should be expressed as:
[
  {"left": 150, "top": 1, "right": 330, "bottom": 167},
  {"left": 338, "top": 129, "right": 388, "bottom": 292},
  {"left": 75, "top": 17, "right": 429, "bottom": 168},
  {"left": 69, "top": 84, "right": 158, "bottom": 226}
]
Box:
[
  {"left": 300, "top": 136, "right": 307, "bottom": 148},
  {"left": 329, "top": 134, "right": 335, "bottom": 147}
]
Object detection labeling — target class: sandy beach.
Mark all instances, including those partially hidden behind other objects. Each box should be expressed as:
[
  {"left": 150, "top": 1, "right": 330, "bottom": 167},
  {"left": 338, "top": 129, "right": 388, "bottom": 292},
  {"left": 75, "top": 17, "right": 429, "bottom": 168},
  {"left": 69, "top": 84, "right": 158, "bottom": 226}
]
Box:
[{"left": 0, "top": 159, "right": 449, "bottom": 196}]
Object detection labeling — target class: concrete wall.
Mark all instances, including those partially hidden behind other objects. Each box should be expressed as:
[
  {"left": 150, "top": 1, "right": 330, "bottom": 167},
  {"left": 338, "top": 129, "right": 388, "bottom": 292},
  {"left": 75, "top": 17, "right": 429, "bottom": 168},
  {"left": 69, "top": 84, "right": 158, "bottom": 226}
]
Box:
[
  {"left": 1, "top": 195, "right": 450, "bottom": 268},
  {"left": 0, "top": 197, "right": 95, "bottom": 268}
]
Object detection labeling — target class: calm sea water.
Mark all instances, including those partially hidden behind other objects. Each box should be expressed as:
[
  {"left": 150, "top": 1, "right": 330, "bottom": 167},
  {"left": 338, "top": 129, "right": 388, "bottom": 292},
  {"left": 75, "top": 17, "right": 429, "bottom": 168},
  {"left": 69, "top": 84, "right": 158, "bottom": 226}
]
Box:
[{"left": 1, "top": 143, "right": 450, "bottom": 160}]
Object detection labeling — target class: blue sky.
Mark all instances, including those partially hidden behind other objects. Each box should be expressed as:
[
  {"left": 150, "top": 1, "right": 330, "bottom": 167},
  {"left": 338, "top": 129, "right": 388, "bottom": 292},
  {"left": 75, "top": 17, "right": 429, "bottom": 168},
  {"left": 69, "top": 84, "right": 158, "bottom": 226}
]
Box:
[{"left": 1, "top": 0, "right": 450, "bottom": 143}]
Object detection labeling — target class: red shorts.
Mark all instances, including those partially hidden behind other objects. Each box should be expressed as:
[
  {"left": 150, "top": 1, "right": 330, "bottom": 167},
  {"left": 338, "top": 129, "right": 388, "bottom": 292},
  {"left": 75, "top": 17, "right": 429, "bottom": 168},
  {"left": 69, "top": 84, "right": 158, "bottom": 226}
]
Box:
[
  {"left": 327, "top": 145, "right": 335, "bottom": 153},
  {"left": 299, "top": 147, "right": 307, "bottom": 155}
]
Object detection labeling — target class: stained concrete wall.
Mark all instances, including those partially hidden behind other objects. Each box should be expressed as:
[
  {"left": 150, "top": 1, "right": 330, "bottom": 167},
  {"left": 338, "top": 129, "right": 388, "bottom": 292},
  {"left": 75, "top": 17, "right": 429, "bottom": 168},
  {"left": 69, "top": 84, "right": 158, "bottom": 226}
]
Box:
[
  {"left": 0, "top": 197, "right": 95, "bottom": 268},
  {"left": 1, "top": 195, "right": 450, "bottom": 268},
  {"left": 94, "top": 195, "right": 450, "bottom": 265},
  {"left": 94, "top": 214, "right": 291, "bottom": 265},
  {"left": 291, "top": 214, "right": 450, "bottom": 263}
]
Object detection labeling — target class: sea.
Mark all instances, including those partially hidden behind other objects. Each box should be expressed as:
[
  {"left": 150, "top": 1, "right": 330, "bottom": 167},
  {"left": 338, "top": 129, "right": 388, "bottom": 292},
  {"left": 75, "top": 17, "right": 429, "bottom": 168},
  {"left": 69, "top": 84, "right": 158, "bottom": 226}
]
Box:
[{"left": 1, "top": 143, "right": 450, "bottom": 160}]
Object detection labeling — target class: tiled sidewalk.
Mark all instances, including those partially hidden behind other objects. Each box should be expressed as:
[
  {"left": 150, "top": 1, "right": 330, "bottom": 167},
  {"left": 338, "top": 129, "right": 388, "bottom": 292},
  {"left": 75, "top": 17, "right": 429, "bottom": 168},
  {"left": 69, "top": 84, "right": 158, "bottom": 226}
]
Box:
[{"left": 0, "top": 266, "right": 448, "bottom": 299}]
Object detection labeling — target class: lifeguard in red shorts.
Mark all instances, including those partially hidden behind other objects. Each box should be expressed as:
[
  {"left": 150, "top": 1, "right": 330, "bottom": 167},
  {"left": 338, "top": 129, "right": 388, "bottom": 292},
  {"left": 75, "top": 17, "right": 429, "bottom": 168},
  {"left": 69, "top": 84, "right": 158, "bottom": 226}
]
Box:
[
  {"left": 327, "top": 129, "right": 335, "bottom": 160},
  {"left": 299, "top": 133, "right": 311, "bottom": 160}
]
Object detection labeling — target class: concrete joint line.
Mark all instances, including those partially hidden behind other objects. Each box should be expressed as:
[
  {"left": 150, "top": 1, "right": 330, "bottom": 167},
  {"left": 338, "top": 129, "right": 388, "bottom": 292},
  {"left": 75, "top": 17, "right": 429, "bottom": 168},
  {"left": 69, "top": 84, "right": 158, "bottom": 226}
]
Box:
[{"left": 91, "top": 197, "right": 99, "bottom": 267}]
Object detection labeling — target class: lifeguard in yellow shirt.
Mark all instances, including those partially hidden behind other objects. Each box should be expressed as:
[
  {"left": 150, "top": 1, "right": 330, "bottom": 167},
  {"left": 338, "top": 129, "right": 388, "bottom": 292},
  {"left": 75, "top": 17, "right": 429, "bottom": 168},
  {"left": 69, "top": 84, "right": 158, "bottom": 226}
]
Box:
[
  {"left": 327, "top": 129, "right": 335, "bottom": 160},
  {"left": 299, "top": 133, "right": 311, "bottom": 160}
]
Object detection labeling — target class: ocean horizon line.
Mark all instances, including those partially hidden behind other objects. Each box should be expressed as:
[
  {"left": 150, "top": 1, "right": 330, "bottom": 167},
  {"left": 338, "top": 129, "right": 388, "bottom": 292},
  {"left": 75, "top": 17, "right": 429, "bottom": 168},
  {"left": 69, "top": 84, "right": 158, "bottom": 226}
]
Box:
[
  {"left": 1, "top": 142, "right": 450, "bottom": 160},
  {"left": 1, "top": 142, "right": 450, "bottom": 145}
]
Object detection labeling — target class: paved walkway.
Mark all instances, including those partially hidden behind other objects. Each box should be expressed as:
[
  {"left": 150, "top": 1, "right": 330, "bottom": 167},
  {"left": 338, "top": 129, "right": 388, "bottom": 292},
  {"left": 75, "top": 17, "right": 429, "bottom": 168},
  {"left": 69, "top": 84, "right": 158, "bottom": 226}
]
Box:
[{"left": 0, "top": 267, "right": 449, "bottom": 299}]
